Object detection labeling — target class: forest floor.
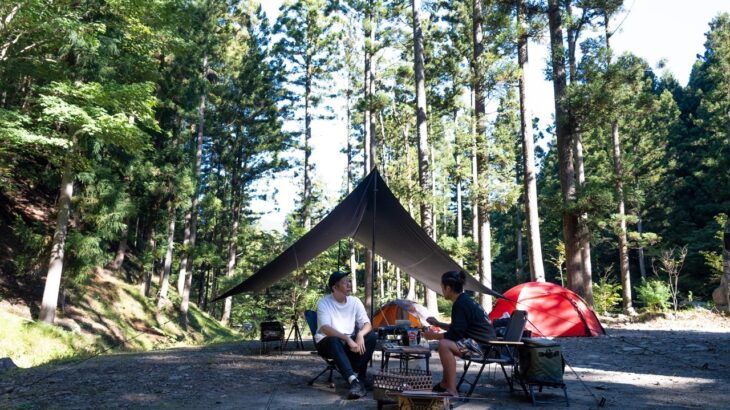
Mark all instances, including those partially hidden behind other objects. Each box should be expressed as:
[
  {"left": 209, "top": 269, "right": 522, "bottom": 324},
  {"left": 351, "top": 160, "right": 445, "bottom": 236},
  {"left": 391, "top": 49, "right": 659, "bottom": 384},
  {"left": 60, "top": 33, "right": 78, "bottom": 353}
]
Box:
[{"left": 1, "top": 309, "right": 728, "bottom": 409}]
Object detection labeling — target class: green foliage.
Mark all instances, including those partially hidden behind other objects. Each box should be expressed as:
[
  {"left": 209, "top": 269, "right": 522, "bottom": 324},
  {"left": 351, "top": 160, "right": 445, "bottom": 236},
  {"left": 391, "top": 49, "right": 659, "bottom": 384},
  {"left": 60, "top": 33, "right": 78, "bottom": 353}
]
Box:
[
  {"left": 0, "top": 310, "right": 94, "bottom": 368},
  {"left": 592, "top": 277, "right": 623, "bottom": 314},
  {"left": 636, "top": 279, "right": 671, "bottom": 312}
]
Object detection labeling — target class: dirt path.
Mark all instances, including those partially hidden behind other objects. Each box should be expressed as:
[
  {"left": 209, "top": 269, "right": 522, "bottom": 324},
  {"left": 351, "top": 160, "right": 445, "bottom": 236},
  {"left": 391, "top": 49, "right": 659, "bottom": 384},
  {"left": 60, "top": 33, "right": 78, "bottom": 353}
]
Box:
[{"left": 1, "top": 312, "right": 728, "bottom": 409}]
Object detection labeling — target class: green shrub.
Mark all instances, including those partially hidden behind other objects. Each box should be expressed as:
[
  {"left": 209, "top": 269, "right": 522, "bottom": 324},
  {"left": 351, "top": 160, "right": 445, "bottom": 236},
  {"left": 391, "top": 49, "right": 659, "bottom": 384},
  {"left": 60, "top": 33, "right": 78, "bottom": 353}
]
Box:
[
  {"left": 592, "top": 277, "right": 622, "bottom": 314},
  {"left": 636, "top": 279, "right": 671, "bottom": 312}
]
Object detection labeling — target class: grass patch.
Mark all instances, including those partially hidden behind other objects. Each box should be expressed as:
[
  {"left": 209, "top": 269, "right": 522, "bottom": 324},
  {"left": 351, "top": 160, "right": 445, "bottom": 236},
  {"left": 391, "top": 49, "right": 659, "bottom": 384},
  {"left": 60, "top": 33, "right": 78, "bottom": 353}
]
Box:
[{"left": 0, "top": 269, "right": 242, "bottom": 368}]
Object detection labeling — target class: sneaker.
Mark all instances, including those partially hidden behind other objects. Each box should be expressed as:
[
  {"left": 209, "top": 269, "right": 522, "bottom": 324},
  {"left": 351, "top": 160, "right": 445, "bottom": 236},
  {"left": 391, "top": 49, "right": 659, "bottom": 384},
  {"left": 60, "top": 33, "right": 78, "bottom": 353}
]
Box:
[{"left": 348, "top": 380, "right": 366, "bottom": 400}]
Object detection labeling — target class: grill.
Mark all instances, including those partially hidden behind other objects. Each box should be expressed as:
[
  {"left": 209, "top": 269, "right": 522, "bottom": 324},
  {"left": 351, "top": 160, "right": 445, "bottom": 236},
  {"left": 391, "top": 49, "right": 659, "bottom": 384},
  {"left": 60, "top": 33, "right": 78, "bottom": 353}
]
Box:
[{"left": 260, "top": 321, "right": 284, "bottom": 354}]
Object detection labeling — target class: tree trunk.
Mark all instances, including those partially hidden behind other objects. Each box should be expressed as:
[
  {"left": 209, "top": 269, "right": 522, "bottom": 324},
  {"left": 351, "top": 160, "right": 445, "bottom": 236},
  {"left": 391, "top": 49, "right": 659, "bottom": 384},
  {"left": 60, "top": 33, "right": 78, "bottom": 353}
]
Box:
[
  {"left": 141, "top": 224, "right": 156, "bottom": 297},
  {"left": 604, "top": 14, "right": 634, "bottom": 315},
  {"left": 456, "top": 150, "right": 463, "bottom": 243},
  {"left": 221, "top": 205, "right": 240, "bottom": 326},
  {"left": 180, "top": 69, "right": 208, "bottom": 323},
  {"left": 412, "top": 0, "right": 437, "bottom": 313},
  {"left": 574, "top": 133, "right": 594, "bottom": 303},
  {"left": 157, "top": 200, "right": 176, "bottom": 310},
  {"left": 565, "top": 1, "right": 594, "bottom": 304},
  {"left": 472, "top": 0, "right": 493, "bottom": 310},
  {"left": 638, "top": 216, "right": 647, "bottom": 279},
  {"left": 303, "top": 68, "right": 313, "bottom": 230},
  {"left": 517, "top": 0, "right": 546, "bottom": 282},
  {"left": 611, "top": 122, "right": 634, "bottom": 314},
  {"left": 396, "top": 267, "right": 402, "bottom": 299},
  {"left": 722, "top": 218, "right": 730, "bottom": 308},
  {"left": 363, "top": 2, "right": 375, "bottom": 315},
  {"left": 548, "top": 0, "right": 581, "bottom": 293},
  {"left": 471, "top": 90, "right": 479, "bottom": 244},
  {"left": 111, "top": 222, "right": 129, "bottom": 271},
  {"left": 515, "top": 202, "right": 524, "bottom": 280},
  {"left": 39, "top": 159, "right": 74, "bottom": 323},
  {"left": 346, "top": 85, "right": 358, "bottom": 292}
]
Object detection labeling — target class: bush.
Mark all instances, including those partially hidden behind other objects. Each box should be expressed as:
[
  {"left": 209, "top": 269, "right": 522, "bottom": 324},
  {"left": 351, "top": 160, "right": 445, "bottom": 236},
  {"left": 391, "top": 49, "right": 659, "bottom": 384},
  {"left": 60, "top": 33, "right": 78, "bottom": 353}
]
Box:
[
  {"left": 636, "top": 279, "right": 671, "bottom": 312},
  {"left": 592, "top": 277, "right": 622, "bottom": 314}
]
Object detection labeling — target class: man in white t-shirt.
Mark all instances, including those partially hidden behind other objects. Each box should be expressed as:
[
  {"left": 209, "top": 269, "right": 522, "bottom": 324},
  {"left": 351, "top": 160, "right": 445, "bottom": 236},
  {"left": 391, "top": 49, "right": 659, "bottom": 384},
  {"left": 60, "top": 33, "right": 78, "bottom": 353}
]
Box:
[{"left": 315, "top": 271, "right": 376, "bottom": 400}]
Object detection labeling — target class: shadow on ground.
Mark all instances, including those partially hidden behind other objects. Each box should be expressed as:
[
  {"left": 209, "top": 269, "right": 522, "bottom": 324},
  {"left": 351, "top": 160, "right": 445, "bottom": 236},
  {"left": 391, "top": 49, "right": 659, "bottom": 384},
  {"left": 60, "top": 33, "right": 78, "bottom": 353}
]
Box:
[{"left": 1, "top": 327, "right": 728, "bottom": 409}]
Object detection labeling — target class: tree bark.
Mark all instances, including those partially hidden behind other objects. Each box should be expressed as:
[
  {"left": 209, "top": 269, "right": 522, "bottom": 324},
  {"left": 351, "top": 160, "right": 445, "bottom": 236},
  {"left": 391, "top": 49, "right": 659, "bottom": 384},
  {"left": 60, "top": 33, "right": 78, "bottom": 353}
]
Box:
[
  {"left": 637, "top": 216, "right": 647, "bottom": 279},
  {"left": 346, "top": 80, "right": 358, "bottom": 292},
  {"left": 221, "top": 202, "right": 240, "bottom": 326},
  {"left": 412, "top": 0, "right": 437, "bottom": 313},
  {"left": 157, "top": 200, "right": 176, "bottom": 310},
  {"left": 472, "top": 0, "right": 493, "bottom": 310},
  {"left": 517, "top": 0, "right": 546, "bottom": 282},
  {"left": 611, "top": 122, "right": 634, "bottom": 314},
  {"left": 566, "top": 0, "right": 594, "bottom": 304},
  {"left": 180, "top": 70, "right": 208, "bottom": 323},
  {"left": 471, "top": 90, "right": 479, "bottom": 244},
  {"left": 111, "top": 222, "right": 128, "bottom": 271},
  {"left": 363, "top": 1, "right": 375, "bottom": 315},
  {"left": 39, "top": 158, "right": 75, "bottom": 323},
  {"left": 548, "top": 0, "right": 581, "bottom": 294},
  {"left": 722, "top": 218, "right": 730, "bottom": 308},
  {"left": 141, "top": 224, "right": 155, "bottom": 297},
  {"left": 605, "top": 14, "right": 634, "bottom": 315}
]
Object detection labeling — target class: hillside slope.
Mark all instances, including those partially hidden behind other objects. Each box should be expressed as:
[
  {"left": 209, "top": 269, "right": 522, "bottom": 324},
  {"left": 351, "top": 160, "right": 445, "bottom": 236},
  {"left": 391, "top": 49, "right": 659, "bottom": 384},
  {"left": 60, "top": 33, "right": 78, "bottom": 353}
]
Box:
[{"left": 0, "top": 269, "right": 241, "bottom": 368}]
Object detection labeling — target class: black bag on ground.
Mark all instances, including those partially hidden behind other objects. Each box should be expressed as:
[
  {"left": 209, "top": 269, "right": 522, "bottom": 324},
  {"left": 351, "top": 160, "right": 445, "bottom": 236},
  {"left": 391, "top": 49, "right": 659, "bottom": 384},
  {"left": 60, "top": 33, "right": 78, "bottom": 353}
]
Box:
[{"left": 518, "top": 339, "right": 565, "bottom": 385}]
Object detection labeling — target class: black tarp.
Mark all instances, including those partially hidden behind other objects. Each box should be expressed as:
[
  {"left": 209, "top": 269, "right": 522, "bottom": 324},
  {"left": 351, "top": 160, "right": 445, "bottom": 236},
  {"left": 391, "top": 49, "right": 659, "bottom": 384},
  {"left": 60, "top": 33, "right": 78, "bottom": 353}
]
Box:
[{"left": 215, "top": 169, "right": 501, "bottom": 300}]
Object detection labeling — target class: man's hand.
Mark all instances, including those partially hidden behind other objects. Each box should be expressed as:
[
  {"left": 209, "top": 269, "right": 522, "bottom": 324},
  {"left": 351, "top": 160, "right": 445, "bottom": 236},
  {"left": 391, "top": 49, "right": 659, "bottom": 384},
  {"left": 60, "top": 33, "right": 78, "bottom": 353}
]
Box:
[
  {"left": 352, "top": 333, "right": 366, "bottom": 354},
  {"left": 346, "top": 337, "right": 360, "bottom": 353},
  {"left": 426, "top": 317, "right": 439, "bottom": 326},
  {"left": 422, "top": 330, "right": 442, "bottom": 340}
]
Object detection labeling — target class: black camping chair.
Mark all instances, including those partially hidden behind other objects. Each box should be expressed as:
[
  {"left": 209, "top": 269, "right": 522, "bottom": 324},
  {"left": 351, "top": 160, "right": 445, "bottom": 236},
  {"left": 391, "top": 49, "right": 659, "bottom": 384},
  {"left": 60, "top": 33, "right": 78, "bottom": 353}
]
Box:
[
  {"left": 457, "top": 310, "right": 529, "bottom": 398},
  {"left": 304, "top": 310, "right": 337, "bottom": 387}
]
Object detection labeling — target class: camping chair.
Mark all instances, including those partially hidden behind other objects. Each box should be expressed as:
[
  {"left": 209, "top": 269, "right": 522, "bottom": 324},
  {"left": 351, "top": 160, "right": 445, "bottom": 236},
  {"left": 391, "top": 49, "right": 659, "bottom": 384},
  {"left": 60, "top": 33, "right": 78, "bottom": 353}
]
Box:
[
  {"left": 457, "top": 310, "right": 528, "bottom": 398},
  {"left": 304, "top": 310, "right": 337, "bottom": 387}
]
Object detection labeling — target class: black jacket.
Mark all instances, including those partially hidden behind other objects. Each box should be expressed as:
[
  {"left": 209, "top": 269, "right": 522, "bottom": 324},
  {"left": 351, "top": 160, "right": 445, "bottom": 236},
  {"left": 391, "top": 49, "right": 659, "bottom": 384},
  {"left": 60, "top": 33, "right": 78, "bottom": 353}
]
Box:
[{"left": 443, "top": 293, "right": 496, "bottom": 343}]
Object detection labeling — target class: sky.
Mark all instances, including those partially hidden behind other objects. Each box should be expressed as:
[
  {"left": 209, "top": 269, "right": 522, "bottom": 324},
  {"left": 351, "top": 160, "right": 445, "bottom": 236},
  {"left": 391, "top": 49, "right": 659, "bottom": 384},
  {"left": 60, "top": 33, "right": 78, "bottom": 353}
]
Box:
[{"left": 252, "top": 0, "right": 729, "bottom": 231}]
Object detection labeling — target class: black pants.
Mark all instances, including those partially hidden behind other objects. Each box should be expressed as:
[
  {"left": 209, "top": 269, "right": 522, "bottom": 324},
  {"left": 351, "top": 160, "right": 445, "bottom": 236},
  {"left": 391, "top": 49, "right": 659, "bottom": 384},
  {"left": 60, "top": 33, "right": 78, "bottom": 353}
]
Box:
[{"left": 316, "top": 332, "right": 377, "bottom": 381}]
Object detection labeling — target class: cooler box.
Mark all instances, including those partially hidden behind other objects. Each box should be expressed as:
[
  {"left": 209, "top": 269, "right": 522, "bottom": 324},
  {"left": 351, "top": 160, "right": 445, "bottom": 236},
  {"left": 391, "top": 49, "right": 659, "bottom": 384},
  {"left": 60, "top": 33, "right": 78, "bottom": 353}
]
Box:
[{"left": 518, "top": 338, "right": 565, "bottom": 385}]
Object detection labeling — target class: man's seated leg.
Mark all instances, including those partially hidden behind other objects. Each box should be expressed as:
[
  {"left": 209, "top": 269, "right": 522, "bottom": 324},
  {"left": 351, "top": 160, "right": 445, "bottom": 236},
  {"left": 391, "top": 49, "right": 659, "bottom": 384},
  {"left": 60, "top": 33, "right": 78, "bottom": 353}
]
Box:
[
  {"left": 317, "top": 336, "right": 366, "bottom": 399},
  {"left": 316, "top": 336, "right": 356, "bottom": 380},
  {"left": 346, "top": 331, "right": 378, "bottom": 382}
]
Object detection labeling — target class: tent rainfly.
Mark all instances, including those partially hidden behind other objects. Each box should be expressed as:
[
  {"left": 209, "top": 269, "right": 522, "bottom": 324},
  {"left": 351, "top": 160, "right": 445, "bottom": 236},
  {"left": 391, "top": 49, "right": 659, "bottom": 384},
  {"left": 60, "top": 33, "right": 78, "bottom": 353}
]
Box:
[{"left": 215, "top": 169, "right": 501, "bottom": 301}]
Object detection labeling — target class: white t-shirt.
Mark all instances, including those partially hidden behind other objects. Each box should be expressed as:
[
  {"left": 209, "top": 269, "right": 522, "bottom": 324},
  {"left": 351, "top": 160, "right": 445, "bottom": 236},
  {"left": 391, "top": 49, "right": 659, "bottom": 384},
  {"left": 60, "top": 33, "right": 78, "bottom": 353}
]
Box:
[{"left": 315, "top": 294, "right": 370, "bottom": 343}]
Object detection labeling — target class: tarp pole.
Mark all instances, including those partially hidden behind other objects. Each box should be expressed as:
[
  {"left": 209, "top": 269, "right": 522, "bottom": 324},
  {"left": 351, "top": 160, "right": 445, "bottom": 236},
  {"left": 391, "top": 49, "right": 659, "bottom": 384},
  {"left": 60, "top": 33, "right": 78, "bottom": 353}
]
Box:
[{"left": 370, "top": 173, "right": 378, "bottom": 319}]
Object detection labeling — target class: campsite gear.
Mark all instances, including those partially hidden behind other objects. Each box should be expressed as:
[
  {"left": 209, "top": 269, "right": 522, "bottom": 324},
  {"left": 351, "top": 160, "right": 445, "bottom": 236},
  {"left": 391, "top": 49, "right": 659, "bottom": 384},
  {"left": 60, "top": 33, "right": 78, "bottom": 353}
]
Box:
[
  {"left": 380, "top": 343, "right": 431, "bottom": 373},
  {"left": 372, "top": 299, "right": 434, "bottom": 329},
  {"left": 457, "top": 310, "right": 528, "bottom": 398},
  {"left": 215, "top": 169, "right": 502, "bottom": 305},
  {"left": 260, "top": 321, "right": 284, "bottom": 354},
  {"left": 377, "top": 326, "right": 403, "bottom": 341},
  {"left": 395, "top": 391, "right": 451, "bottom": 410},
  {"left": 304, "top": 310, "right": 336, "bottom": 387},
  {"left": 518, "top": 338, "right": 569, "bottom": 406},
  {"left": 489, "top": 281, "right": 605, "bottom": 337},
  {"left": 401, "top": 328, "right": 421, "bottom": 346},
  {"left": 373, "top": 368, "right": 432, "bottom": 409}
]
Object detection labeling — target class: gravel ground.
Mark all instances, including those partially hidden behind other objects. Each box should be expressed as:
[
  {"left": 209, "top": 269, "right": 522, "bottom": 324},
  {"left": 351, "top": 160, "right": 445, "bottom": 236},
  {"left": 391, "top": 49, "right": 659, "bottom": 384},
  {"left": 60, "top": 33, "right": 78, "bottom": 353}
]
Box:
[{"left": 1, "top": 310, "right": 728, "bottom": 409}]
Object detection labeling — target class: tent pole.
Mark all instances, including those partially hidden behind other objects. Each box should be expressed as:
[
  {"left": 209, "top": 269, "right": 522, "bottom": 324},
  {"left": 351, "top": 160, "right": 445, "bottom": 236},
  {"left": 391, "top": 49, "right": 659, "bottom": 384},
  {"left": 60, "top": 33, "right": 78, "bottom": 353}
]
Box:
[{"left": 370, "top": 172, "right": 378, "bottom": 319}]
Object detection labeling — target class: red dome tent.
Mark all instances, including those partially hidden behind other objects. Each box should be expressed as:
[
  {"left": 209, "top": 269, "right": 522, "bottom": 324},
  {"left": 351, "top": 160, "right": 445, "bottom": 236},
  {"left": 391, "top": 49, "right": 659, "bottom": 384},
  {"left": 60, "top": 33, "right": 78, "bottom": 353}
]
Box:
[{"left": 489, "top": 282, "right": 605, "bottom": 337}]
